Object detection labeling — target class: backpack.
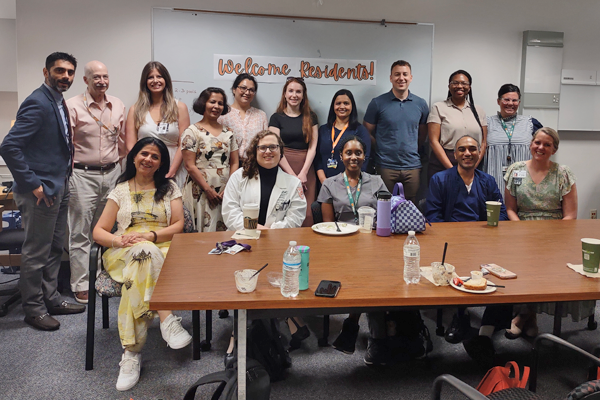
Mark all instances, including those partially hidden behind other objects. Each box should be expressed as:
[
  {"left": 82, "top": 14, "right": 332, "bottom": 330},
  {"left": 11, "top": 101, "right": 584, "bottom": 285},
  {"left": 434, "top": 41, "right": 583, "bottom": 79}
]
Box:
[
  {"left": 247, "top": 319, "right": 291, "bottom": 382},
  {"left": 476, "top": 361, "right": 530, "bottom": 395},
  {"left": 385, "top": 310, "right": 433, "bottom": 361},
  {"left": 183, "top": 358, "right": 270, "bottom": 400}
]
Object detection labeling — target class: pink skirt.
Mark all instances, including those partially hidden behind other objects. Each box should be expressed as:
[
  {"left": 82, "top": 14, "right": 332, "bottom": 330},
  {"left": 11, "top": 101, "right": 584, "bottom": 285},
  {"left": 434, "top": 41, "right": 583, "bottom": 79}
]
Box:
[{"left": 284, "top": 148, "right": 315, "bottom": 227}]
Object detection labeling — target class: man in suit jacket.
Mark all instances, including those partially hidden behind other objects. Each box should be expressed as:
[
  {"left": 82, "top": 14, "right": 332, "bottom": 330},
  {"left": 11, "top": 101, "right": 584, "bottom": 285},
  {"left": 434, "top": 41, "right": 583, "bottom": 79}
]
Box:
[{"left": 0, "top": 52, "right": 85, "bottom": 331}]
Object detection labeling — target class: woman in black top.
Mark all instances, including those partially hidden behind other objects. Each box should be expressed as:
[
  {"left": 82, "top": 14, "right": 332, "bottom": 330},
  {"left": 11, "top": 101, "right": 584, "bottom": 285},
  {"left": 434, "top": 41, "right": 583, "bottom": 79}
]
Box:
[{"left": 269, "top": 77, "right": 318, "bottom": 226}]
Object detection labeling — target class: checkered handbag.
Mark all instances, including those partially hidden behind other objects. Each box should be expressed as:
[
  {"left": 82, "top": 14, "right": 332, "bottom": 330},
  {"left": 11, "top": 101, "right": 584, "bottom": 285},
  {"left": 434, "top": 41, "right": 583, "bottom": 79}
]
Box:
[{"left": 390, "top": 183, "right": 426, "bottom": 234}]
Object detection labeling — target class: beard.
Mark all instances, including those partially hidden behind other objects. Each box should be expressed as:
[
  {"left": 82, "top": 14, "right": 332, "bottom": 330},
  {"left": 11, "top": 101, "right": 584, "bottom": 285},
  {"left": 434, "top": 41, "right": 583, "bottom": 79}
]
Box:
[{"left": 47, "top": 75, "right": 72, "bottom": 93}]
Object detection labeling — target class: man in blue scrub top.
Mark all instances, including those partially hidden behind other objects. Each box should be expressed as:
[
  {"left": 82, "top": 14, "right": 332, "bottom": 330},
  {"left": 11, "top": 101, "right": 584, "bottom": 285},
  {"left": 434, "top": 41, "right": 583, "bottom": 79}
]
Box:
[
  {"left": 363, "top": 60, "right": 429, "bottom": 204},
  {"left": 425, "top": 135, "right": 508, "bottom": 367},
  {"left": 425, "top": 135, "right": 507, "bottom": 223}
]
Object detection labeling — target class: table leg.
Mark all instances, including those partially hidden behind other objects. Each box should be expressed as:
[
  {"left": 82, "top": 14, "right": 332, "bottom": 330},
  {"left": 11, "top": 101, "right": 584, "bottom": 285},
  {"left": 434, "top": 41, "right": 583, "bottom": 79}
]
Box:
[
  {"left": 237, "top": 309, "right": 247, "bottom": 400},
  {"left": 553, "top": 302, "right": 563, "bottom": 337}
]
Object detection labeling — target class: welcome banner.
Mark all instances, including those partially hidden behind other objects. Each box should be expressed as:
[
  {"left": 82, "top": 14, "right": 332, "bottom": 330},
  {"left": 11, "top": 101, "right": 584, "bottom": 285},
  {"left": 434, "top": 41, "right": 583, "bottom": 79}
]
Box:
[{"left": 214, "top": 54, "right": 376, "bottom": 85}]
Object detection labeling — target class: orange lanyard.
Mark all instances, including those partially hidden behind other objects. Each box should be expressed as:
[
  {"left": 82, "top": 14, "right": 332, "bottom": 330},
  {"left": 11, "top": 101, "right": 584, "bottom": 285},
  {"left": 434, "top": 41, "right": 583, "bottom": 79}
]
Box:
[{"left": 330, "top": 123, "right": 348, "bottom": 157}]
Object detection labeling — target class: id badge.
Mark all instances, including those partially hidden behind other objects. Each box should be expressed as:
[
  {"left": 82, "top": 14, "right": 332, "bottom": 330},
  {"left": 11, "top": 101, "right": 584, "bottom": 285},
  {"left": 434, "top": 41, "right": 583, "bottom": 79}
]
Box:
[
  {"left": 326, "top": 158, "right": 338, "bottom": 169},
  {"left": 514, "top": 178, "right": 522, "bottom": 185},
  {"left": 513, "top": 170, "right": 526, "bottom": 178},
  {"left": 157, "top": 122, "right": 169, "bottom": 134}
]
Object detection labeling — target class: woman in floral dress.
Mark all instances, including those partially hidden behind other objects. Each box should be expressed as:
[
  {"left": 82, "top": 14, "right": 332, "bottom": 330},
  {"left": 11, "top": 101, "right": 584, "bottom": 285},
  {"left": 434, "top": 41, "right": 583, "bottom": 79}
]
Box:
[{"left": 181, "top": 87, "right": 239, "bottom": 231}]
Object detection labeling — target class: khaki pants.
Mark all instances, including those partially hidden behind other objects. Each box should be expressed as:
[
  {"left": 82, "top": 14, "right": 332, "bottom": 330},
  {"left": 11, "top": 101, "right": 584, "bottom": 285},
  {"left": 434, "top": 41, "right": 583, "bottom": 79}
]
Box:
[
  {"left": 68, "top": 166, "right": 120, "bottom": 292},
  {"left": 376, "top": 167, "right": 420, "bottom": 204}
]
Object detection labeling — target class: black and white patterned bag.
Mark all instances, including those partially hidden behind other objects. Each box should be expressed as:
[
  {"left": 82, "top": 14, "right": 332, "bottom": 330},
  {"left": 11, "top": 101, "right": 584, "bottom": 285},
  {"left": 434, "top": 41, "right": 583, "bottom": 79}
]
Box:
[{"left": 390, "top": 183, "right": 426, "bottom": 234}]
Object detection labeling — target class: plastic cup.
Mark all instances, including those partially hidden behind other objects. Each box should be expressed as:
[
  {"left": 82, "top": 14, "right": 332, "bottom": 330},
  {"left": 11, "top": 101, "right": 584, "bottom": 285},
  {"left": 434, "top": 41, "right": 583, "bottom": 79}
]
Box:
[
  {"left": 234, "top": 269, "right": 259, "bottom": 293},
  {"left": 242, "top": 203, "right": 259, "bottom": 238},
  {"left": 581, "top": 238, "right": 600, "bottom": 273},
  {"left": 431, "top": 262, "right": 454, "bottom": 286},
  {"left": 358, "top": 206, "right": 375, "bottom": 233},
  {"left": 486, "top": 201, "right": 501, "bottom": 226}
]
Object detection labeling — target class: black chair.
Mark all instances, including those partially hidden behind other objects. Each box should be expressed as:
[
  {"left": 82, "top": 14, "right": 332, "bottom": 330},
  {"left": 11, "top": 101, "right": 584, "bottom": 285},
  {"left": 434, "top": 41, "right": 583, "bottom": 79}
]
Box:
[
  {"left": 432, "top": 333, "right": 600, "bottom": 399},
  {"left": 0, "top": 228, "right": 25, "bottom": 317}
]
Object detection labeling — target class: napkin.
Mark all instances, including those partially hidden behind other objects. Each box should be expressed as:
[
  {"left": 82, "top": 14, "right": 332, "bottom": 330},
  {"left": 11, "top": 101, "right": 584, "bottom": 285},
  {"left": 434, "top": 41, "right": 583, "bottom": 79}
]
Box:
[
  {"left": 232, "top": 230, "right": 261, "bottom": 240},
  {"left": 420, "top": 266, "right": 460, "bottom": 286},
  {"left": 567, "top": 263, "right": 600, "bottom": 278}
]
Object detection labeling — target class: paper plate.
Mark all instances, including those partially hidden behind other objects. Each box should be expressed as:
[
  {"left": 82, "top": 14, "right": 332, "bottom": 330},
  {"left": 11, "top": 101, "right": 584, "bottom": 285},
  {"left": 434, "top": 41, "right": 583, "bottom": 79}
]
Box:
[
  {"left": 450, "top": 276, "right": 497, "bottom": 294},
  {"left": 311, "top": 222, "right": 360, "bottom": 236}
]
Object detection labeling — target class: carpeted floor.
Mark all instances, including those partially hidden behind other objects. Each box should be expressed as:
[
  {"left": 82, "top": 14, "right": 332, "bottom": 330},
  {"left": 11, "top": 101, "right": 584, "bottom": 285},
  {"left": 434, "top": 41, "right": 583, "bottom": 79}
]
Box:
[{"left": 1, "top": 270, "right": 599, "bottom": 400}]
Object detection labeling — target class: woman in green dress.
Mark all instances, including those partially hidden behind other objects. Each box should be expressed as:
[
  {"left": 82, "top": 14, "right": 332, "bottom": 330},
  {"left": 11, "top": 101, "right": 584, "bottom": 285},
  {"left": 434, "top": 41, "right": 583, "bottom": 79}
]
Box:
[
  {"left": 504, "top": 127, "right": 583, "bottom": 338},
  {"left": 93, "top": 137, "right": 192, "bottom": 391}
]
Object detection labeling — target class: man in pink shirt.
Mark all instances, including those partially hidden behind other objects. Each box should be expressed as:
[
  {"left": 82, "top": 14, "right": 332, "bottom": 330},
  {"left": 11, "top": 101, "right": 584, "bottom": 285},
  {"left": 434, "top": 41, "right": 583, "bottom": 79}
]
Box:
[{"left": 66, "top": 61, "right": 126, "bottom": 303}]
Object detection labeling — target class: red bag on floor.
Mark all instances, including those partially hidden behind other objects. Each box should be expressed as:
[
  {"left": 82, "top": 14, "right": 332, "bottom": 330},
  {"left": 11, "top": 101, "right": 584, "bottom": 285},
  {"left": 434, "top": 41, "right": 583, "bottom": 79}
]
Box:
[{"left": 476, "top": 361, "right": 530, "bottom": 395}]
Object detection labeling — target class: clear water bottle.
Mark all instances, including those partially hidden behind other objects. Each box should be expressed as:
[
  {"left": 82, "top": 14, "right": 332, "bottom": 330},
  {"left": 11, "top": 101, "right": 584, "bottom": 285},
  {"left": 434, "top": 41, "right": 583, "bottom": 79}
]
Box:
[
  {"left": 281, "top": 241, "right": 301, "bottom": 298},
  {"left": 403, "top": 231, "right": 420, "bottom": 284}
]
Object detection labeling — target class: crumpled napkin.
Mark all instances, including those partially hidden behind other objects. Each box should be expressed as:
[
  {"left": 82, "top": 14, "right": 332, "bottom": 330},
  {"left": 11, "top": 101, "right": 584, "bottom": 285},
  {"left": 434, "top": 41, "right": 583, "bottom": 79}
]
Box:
[
  {"left": 420, "top": 266, "right": 460, "bottom": 286},
  {"left": 567, "top": 263, "right": 600, "bottom": 278}
]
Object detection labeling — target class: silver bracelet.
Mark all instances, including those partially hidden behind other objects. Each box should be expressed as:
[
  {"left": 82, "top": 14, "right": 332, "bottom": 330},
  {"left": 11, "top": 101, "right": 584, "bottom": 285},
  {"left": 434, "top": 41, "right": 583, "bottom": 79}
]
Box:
[{"left": 111, "top": 235, "right": 120, "bottom": 248}]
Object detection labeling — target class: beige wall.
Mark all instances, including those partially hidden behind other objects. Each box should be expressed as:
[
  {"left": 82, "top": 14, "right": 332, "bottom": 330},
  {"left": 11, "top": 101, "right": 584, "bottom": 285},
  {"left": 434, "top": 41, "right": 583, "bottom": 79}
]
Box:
[{"left": 13, "top": 0, "right": 600, "bottom": 218}]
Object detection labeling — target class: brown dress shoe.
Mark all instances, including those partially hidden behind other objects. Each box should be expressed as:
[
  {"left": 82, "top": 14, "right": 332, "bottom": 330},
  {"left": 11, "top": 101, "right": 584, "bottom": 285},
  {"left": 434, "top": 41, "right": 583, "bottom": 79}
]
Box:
[
  {"left": 24, "top": 313, "right": 60, "bottom": 331},
  {"left": 75, "top": 291, "right": 89, "bottom": 304},
  {"left": 48, "top": 301, "right": 86, "bottom": 315}
]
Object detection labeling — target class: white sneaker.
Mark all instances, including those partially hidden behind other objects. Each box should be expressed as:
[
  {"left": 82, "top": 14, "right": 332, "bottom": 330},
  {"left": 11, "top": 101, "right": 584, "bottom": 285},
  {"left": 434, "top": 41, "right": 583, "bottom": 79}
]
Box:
[
  {"left": 160, "top": 314, "right": 192, "bottom": 349},
  {"left": 116, "top": 351, "right": 141, "bottom": 391}
]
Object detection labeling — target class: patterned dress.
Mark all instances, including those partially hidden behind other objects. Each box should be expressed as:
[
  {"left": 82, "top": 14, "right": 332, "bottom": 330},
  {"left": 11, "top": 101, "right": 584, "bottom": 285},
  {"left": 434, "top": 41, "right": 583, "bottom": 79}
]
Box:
[
  {"left": 504, "top": 161, "right": 591, "bottom": 321},
  {"left": 103, "top": 182, "right": 181, "bottom": 351},
  {"left": 504, "top": 161, "right": 575, "bottom": 220},
  {"left": 181, "top": 124, "right": 238, "bottom": 232},
  {"left": 218, "top": 106, "right": 267, "bottom": 160}
]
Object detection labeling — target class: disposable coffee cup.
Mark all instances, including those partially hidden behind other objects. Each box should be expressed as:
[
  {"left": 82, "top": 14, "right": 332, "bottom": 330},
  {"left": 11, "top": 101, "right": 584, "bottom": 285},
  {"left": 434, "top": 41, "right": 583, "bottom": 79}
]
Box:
[
  {"left": 242, "top": 203, "right": 259, "bottom": 238},
  {"left": 486, "top": 201, "right": 502, "bottom": 226},
  {"left": 581, "top": 238, "right": 600, "bottom": 273},
  {"left": 358, "top": 206, "right": 375, "bottom": 233}
]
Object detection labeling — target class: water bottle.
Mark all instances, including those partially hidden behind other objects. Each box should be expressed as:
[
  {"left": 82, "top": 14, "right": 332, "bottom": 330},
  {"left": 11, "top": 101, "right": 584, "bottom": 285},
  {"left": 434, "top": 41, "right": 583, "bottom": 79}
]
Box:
[
  {"left": 281, "top": 241, "right": 301, "bottom": 298},
  {"left": 403, "top": 231, "right": 420, "bottom": 284},
  {"left": 376, "top": 190, "right": 392, "bottom": 237}
]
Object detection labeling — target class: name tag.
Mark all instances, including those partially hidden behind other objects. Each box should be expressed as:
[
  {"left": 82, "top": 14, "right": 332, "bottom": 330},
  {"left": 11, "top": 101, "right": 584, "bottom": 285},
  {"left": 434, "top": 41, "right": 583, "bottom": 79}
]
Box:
[
  {"left": 157, "top": 122, "right": 170, "bottom": 134},
  {"left": 513, "top": 170, "right": 526, "bottom": 178},
  {"left": 327, "top": 158, "right": 338, "bottom": 169}
]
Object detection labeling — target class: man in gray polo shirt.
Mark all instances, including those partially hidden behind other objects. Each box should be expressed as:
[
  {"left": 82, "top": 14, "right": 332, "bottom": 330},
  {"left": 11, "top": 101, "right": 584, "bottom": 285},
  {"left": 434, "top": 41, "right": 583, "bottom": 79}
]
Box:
[{"left": 363, "top": 60, "right": 429, "bottom": 203}]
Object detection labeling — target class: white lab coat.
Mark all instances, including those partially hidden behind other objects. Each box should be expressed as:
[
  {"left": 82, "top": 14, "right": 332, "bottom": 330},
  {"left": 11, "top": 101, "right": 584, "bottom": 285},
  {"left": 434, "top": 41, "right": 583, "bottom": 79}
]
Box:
[{"left": 222, "top": 168, "right": 307, "bottom": 230}]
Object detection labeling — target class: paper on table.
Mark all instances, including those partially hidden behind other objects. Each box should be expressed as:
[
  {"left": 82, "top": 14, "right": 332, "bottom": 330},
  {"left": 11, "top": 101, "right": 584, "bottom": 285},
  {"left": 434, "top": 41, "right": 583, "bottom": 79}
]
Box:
[
  {"left": 232, "top": 230, "right": 261, "bottom": 240},
  {"left": 567, "top": 263, "right": 600, "bottom": 278}
]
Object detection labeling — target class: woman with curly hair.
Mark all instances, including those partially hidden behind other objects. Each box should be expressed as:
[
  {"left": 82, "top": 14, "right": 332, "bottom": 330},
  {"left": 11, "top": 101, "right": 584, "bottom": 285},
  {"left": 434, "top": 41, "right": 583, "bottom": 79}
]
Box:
[{"left": 222, "top": 130, "right": 306, "bottom": 230}]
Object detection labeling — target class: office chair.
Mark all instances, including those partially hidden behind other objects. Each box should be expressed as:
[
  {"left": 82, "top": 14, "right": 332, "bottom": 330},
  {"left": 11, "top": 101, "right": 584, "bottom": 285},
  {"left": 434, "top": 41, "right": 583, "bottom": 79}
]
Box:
[
  {"left": 432, "top": 333, "right": 600, "bottom": 400},
  {"left": 0, "top": 227, "right": 25, "bottom": 317}
]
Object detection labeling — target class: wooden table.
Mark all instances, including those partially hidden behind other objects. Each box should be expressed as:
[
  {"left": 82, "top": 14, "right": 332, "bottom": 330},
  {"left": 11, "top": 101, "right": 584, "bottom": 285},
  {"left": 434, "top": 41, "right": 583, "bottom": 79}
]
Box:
[{"left": 150, "top": 220, "right": 600, "bottom": 398}]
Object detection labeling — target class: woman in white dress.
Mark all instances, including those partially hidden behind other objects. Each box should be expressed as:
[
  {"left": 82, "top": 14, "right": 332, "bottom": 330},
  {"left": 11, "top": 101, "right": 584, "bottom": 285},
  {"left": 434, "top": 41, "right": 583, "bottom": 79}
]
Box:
[{"left": 125, "top": 61, "right": 190, "bottom": 187}]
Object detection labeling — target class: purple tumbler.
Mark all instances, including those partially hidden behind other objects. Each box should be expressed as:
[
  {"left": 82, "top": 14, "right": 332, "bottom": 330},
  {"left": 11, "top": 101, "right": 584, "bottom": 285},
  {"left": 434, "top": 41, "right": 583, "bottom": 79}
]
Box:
[{"left": 376, "top": 190, "right": 392, "bottom": 237}]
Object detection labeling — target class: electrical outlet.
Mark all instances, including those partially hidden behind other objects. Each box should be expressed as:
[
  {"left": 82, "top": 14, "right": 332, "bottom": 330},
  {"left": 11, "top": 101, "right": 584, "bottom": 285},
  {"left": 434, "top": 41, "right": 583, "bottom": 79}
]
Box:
[{"left": 591, "top": 209, "right": 597, "bottom": 219}]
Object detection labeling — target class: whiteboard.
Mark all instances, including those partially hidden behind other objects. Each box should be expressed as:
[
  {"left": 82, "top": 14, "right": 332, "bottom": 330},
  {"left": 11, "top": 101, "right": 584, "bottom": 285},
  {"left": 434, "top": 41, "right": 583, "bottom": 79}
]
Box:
[
  {"left": 558, "top": 84, "right": 600, "bottom": 131},
  {"left": 152, "top": 8, "right": 433, "bottom": 125}
]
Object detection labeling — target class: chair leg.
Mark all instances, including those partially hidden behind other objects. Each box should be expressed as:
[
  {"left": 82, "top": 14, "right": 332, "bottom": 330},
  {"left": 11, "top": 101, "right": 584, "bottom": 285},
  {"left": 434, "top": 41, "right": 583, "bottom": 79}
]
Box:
[
  {"left": 318, "top": 315, "right": 330, "bottom": 347},
  {"left": 102, "top": 296, "right": 110, "bottom": 329},
  {"left": 588, "top": 304, "right": 598, "bottom": 330},
  {"left": 553, "top": 302, "right": 563, "bottom": 337},
  {"left": 436, "top": 308, "right": 445, "bottom": 336},
  {"left": 0, "top": 289, "right": 20, "bottom": 317},
  {"left": 86, "top": 243, "right": 100, "bottom": 371},
  {"left": 200, "top": 310, "right": 212, "bottom": 351},
  {"left": 192, "top": 310, "right": 201, "bottom": 360}
]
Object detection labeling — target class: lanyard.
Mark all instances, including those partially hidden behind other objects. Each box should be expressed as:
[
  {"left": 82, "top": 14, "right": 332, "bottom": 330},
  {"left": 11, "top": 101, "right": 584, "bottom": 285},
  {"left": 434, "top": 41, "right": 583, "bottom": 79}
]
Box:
[
  {"left": 343, "top": 171, "right": 361, "bottom": 222},
  {"left": 330, "top": 123, "right": 348, "bottom": 158},
  {"left": 499, "top": 114, "right": 516, "bottom": 164},
  {"left": 83, "top": 92, "right": 117, "bottom": 136}
]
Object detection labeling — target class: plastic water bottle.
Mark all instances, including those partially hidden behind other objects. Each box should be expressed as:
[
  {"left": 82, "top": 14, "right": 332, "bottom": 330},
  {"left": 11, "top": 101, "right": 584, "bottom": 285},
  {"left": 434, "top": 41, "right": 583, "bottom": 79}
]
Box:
[
  {"left": 281, "top": 241, "right": 301, "bottom": 298},
  {"left": 403, "top": 231, "right": 420, "bottom": 284}
]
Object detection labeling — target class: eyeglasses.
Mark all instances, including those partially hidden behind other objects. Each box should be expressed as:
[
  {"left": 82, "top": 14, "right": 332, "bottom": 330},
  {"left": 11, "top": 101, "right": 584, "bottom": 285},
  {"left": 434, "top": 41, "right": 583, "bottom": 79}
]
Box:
[
  {"left": 450, "top": 81, "right": 471, "bottom": 87},
  {"left": 500, "top": 98, "right": 520, "bottom": 104},
  {"left": 257, "top": 145, "right": 280, "bottom": 153},
  {"left": 286, "top": 76, "right": 305, "bottom": 83},
  {"left": 237, "top": 86, "right": 256, "bottom": 94}
]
